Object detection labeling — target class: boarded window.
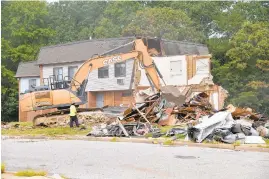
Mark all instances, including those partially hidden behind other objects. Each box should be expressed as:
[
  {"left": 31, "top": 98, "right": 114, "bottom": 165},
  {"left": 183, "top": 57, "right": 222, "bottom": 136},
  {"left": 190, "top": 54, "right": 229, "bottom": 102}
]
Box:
[
  {"left": 196, "top": 59, "right": 209, "bottom": 74},
  {"left": 170, "top": 60, "right": 182, "bottom": 74},
  {"left": 53, "top": 67, "right": 63, "bottom": 81},
  {"left": 98, "top": 66, "right": 109, "bottom": 78},
  {"left": 68, "top": 66, "right": 78, "bottom": 79},
  {"left": 29, "top": 79, "right": 36, "bottom": 89},
  {"left": 115, "top": 62, "right": 126, "bottom": 77}
]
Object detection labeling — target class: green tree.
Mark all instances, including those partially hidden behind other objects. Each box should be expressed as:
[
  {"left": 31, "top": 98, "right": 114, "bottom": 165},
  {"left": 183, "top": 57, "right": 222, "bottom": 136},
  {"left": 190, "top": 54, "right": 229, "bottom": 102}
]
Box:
[
  {"left": 123, "top": 7, "right": 204, "bottom": 42},
  {"left": 48, "top": 1, "right": 107, "bottom": 43},
  {"left": 1, "top": 1, "right": 54, "bottom": 121},
  {"left": 93, "top": 1, "right": 143, "bottom": 38},
  {"left": 212, "top": 22, "right": 269, "bottom": 114},
  {"left": 215, "top": 1, "right": 269, "bottom": 37},
  {"left": 145, "top": 1, "right": 232, "bottom": 38},
  {"left": 2, "top": 1, "right": 54, "bottom": 64}
]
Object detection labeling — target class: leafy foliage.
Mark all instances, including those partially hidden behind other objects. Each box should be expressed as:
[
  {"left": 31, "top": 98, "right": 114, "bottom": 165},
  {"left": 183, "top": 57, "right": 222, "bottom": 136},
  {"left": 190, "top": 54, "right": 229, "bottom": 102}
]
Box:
[
  {"left": 123, "top": 7, "right": 204, "bottom": 42},
  {"left": 213, "top": 22, "right": 269, "bottom": 114},
  {"left": 94, "top": 1, "right": 143, "bottom": 38},
  {"left": 48, "top": 1, "right": 107, "bottom": 43}
]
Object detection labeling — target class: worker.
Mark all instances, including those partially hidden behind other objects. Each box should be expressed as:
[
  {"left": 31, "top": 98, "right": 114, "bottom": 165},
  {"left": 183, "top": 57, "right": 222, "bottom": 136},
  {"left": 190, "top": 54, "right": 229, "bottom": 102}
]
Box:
[{"left": 70, "top": 103, "right": 79, "bottom": 128}]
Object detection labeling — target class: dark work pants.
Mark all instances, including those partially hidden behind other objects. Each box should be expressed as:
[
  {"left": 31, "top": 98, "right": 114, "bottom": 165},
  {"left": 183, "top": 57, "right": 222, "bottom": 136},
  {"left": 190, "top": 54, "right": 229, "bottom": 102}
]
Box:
[{"left": 70, "top": 115, "right": 79, "bottom": 128}]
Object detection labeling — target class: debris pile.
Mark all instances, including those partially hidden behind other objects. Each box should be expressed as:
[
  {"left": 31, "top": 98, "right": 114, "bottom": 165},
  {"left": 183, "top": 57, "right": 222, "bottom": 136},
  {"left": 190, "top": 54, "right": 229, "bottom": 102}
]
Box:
[
  {"left": 121, "top": 92, "right": 214, "bottom": 126},
  {"left": 89, "top": 90, "right": 269, "bottom": 144},
  {"left": 32, "top": 112, "right": 109, "bottom": 127},
  {"left": 182, "top": 103, "right": 268, "bottom": 144},
  {"left": 87, "top": 118, "right": 161, "bottom": 137},
  {"left": 78, "top": 112, "right": 109, "bottom": 124}
]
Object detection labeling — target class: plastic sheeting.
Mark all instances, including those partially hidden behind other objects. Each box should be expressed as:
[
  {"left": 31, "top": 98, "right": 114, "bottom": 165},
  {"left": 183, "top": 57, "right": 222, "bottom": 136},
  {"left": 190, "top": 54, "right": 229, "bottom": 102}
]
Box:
[
  {"left": 187, "top": 111, "right": 235, "bottom": 143},
  {"left": 245, "top": 136, "right": 266, "bottom": 144}
]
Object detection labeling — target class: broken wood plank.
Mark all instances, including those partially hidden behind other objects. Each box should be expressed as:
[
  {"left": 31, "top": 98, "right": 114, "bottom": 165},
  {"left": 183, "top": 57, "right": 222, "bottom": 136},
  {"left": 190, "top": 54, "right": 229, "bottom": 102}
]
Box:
[
  {"left": 132, "top": 103, "right": 150, "bottom": 124},
  {"left": 116, "top": 118, "right": 129, "bottom": 137}
]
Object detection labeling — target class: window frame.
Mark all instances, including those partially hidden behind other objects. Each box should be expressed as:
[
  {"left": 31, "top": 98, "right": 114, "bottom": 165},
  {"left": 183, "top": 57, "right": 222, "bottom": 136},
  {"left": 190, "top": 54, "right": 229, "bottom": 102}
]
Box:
[
  {"left": 98, "top": 66, "right": 109, "bottom": 78},
  {"left": 29, "top": 79, "right": 37, "bottom": 89},
  {"left": 53, "top": 67, "right": 63, "bottom": 81},
  {"left": 114, "top": 61, "right": 126, "bottom": 77},
  {"left": 68, "top": 66, "right": 78, "bottom": 80}
]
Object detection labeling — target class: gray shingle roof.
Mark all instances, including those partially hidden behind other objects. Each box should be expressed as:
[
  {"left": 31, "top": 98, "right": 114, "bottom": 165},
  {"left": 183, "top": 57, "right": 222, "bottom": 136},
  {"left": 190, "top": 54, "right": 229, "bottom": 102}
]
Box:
[
  {"left": 37, "top": 37, "right": 136, "bottom": 65},
  {"left": 37, "top": 36, "right": 209, "bottom": 65},
  {"left": 161, "top": 39, "right": 209, "bottom": 56},
  {"left": 15, "top": 61, "right": 40, "bottom": 78}
]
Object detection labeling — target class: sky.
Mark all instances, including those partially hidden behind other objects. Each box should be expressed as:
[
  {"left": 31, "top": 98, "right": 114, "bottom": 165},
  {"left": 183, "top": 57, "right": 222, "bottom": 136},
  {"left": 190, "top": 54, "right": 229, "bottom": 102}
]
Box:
[{"left": 46, "top": 0, "right": 59, "bottom": 3}]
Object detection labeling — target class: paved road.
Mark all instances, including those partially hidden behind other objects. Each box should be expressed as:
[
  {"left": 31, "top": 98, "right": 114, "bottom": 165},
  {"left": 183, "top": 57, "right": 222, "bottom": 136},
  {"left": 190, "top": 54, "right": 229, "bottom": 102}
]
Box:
[{"left": 2, "top": 139, "right": 269, "bottom": 179}]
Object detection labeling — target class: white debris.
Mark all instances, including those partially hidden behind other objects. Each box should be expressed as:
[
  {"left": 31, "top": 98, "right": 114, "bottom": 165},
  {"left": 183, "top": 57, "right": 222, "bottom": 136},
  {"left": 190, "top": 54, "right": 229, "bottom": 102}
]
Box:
[{"left": 244, "top": 136, "right": 266, "bottom": 144}]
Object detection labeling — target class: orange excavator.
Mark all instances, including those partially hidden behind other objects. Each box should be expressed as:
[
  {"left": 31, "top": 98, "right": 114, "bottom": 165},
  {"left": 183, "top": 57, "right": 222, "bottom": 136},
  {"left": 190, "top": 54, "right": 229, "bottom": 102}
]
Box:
[{"left": 20, "top": 39, "right": 183, "bottom": 125}]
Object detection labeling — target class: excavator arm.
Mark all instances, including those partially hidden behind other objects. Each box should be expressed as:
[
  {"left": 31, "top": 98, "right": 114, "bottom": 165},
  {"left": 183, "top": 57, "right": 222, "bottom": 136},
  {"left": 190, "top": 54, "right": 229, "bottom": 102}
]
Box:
[{"left": 71, "top": 39, "right": 161, "bottom": 93}]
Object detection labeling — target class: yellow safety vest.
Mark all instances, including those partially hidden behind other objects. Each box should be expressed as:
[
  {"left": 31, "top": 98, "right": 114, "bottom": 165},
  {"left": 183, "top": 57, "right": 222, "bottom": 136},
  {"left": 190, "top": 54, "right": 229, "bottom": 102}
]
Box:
[{"left": 70, "top": 105, "right": 77, "bottom": 116}]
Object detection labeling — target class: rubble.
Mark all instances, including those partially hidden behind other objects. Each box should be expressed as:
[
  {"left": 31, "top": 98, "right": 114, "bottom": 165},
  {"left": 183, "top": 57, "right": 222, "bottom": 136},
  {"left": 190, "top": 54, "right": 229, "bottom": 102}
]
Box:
[
  {"left": 90, "top": 89, "right": 268, "bottom": 144},
  {"left": 87, "top": 119, "right": 161, "bottom": 137},
  {"left": 120, "top": 91, "right": 215, "bottom": 127},
  {"left": 187, "top": 112, "right": 235, "bottom": 143}
]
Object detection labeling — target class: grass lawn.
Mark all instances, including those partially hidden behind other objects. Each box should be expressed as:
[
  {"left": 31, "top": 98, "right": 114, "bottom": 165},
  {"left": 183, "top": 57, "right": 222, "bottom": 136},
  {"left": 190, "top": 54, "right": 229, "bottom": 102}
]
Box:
[
  {"left": 15, "top": 169, "right": 47, "bottom": 177},
  {"left": 1, "top": 163, "right": 5, "bottom": 173},
  {"left": 2, "top": 122, "right": 91, "bottom": 136}
]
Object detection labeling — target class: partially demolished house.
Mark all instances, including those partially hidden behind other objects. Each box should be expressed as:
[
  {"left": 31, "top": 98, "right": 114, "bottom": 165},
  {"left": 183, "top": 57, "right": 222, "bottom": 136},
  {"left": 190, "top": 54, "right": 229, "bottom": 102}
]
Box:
[{"left": 16, "top": 36, "right": 227, "bottom": 122}]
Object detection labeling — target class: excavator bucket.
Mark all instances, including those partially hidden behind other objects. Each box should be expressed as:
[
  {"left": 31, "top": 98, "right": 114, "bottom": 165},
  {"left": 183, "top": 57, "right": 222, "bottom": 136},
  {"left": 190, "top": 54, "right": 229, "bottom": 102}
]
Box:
[{"left": 160, "top": 86, "right": 186, "bottom": 106}]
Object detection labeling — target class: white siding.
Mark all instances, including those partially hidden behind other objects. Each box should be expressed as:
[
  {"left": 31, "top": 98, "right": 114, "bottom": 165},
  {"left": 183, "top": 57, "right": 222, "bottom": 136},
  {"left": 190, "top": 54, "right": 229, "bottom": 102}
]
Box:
[
  {"left": 42, "top": 62, "right": 83, "bottom": 80},
  {"left": 86, "top": 59, "right": 134, "bottom": 91},
  {"left": 19, "top": 77, "right": 40, "bottom": 93},
  {"left": 139, "top": 56, "right": 188, "bottom": 86}
]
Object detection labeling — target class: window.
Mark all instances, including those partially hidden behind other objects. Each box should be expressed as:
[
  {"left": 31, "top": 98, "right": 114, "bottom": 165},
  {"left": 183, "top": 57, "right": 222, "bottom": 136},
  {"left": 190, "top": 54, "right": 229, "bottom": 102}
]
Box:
[
  {"left": 170, "top": 60, "right": 182, "bottom": 74},
  {"left": 115, "top": 62, "right": 126, "bottom": 77},
  {"left": 68, "top": 66, "right": 78, "bottom": 80},
  {"left": 117, "top": 79, "right": 124, "bottom": 85},
  {"left": 196, "top": 59, "right": 209, "bottom": 74},
  {"left": 53, "top": 67, "right": 63, "bottom": 81},
  {"left": 29, "top": 79, "right": 36, "bottom": 89},
  {"left": 98, "top": 66, "right": 109, "bottom": 78}
]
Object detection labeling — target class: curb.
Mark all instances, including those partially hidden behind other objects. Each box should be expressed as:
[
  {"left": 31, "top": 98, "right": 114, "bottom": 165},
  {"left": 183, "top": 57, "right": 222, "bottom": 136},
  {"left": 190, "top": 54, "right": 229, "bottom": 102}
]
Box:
[{"left": 2, "top": 135, "right": 269, "bottom": 153}]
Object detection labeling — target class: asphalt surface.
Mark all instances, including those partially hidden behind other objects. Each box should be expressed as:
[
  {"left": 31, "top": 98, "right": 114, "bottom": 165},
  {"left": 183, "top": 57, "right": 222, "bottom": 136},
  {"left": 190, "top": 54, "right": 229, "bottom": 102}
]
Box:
[{"left": 2, "top": 139, "right": 269, "bottom": 179}]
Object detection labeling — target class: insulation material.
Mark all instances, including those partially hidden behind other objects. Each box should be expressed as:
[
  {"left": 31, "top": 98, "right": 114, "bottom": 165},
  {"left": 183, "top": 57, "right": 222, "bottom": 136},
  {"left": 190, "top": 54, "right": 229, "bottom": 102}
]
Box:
[{"left": 188, "top": 111, "right": 235, "bottom": 143}]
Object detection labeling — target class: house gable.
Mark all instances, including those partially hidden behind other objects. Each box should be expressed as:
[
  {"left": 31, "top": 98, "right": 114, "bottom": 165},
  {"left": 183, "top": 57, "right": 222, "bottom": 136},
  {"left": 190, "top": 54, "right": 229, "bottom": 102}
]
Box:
[{"left": 15, "top": 61, "right": 40, "bottom": 78}]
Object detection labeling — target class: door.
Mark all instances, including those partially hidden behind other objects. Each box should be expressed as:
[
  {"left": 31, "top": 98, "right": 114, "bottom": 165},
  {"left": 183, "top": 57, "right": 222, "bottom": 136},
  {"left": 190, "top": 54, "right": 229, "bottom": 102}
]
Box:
[{"left": 96, "top": 92, "right": 104, "bottom": 108}]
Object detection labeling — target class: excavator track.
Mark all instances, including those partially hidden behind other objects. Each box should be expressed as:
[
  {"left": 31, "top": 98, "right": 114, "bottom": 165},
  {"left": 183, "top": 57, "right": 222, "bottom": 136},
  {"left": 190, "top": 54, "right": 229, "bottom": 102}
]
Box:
[{"left": 33, "top": 107, "right": 105, "bottom": 126}]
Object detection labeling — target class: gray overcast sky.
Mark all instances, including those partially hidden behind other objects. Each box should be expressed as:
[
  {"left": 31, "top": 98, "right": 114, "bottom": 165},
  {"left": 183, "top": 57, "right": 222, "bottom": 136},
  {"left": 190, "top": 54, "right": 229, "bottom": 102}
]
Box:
[{"left": 46, "top": 0, "right": 59, "bottom": 3}]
